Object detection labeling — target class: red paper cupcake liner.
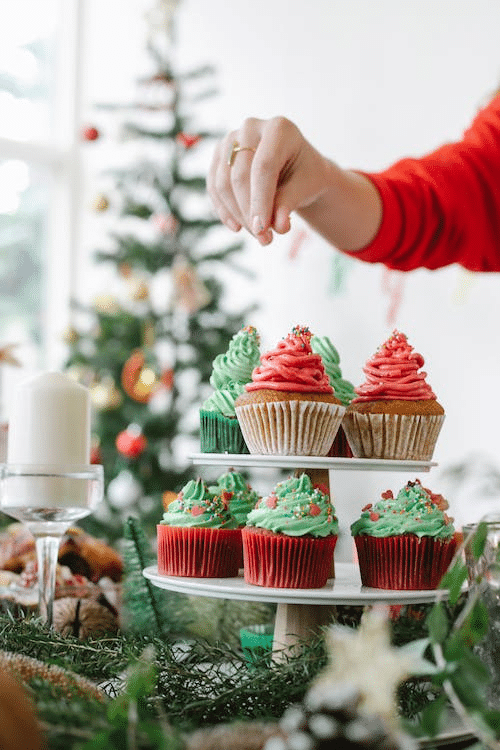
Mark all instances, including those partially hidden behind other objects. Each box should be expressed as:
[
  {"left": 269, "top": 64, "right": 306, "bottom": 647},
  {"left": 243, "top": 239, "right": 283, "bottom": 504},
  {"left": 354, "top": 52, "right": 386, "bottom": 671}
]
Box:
[
  {"left": 242, "top": 526, "right": 337, "bottom": 588},
  {"left": 157, "top": 525, "right": 242, "bottom": 578},
  {"left": 354, "top": 534, "right": 457, "bottom": 590}
]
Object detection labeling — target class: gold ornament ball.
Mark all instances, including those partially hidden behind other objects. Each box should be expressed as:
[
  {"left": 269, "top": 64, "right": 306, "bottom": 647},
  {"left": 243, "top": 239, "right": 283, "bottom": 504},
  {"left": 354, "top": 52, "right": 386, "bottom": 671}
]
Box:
[
  {"left": 127, "top": 277, "right": 150, "bottom": 302},
  {"left": 62, "top": 326, "right": 80, "bottom": 345},
  {"left": 93, "top": 294, "right": 120, "bottom": 314},
  {"left": 91, "top": 378, "right": 123, "bottom": 410},
  {"left": 91, "top": 193, "right": 110, "bottom": 212}
]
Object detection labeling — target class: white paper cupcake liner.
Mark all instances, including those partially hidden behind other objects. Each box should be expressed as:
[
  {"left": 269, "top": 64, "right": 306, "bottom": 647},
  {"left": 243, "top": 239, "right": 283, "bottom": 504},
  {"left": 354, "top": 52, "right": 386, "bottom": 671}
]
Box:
[
  {"left": 342, "top": 411, "right": 444, "bottom": 461},
  {"left": 235, "top": 399, "right": 345, "bottom": 456}
]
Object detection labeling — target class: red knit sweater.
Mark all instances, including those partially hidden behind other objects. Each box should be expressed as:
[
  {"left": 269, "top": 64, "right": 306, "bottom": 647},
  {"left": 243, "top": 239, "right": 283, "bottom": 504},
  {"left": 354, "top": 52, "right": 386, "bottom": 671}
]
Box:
[{"left": 343, "top": 94, "right": 500, "bottom": 272}]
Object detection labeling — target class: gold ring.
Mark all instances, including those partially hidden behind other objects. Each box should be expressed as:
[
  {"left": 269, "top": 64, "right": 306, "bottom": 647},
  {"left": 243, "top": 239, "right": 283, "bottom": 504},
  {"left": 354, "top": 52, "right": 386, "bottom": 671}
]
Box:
[{"left": 227, "top": 141, "right": 256, "bottom": 167}]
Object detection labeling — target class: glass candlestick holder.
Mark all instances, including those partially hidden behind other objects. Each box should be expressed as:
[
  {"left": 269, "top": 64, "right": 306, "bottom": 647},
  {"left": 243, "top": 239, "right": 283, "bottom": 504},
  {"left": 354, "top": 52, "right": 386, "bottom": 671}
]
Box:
[{"left": 0, "top": 463, "right": 104, "bottom": 627}]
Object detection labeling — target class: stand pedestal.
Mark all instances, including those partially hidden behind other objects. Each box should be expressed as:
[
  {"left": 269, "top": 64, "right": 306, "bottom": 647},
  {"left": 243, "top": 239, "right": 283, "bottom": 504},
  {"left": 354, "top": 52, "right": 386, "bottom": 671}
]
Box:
[{"left": 273, "top": 602, "right": 336, "bottom": 660}]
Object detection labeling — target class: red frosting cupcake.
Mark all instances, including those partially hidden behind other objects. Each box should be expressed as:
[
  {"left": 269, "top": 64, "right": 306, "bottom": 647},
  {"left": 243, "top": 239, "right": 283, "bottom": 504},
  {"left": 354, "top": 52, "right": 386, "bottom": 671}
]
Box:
[
  {"left": 235, "top": 326, "right": 345, "bottom": 456},
  {"left": 342, "top": 330, "right": 444, "bottom": 460}
]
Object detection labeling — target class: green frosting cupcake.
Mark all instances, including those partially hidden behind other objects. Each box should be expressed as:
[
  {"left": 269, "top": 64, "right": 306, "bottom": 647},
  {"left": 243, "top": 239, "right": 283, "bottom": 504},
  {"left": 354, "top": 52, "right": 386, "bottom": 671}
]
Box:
[
  {"left": 160, "top": 477, "right": 239, "bottom": 530},
  {"left": 209, "top": 325, "right": 261, "bottom": 389},
  {"left": 350, "top": 479, "right": 455, "bottom": 540},
  {"left": 310, "top": 334, "right": 356, "bottom": 406},
  {"left": 209, "top": 470, "right": 260, "bottom": 526},
  {"left": 246, "top": 473, "right": 338, "bottom": 538},
  {"left": 201, "top": 380, "right": 245, "bottom": 418}
]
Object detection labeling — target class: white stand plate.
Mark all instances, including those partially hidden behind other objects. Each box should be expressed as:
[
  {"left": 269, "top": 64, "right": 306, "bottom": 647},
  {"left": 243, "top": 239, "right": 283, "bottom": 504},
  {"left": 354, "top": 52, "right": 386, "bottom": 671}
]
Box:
[
  {"left": 143, "top": 562, "right": 445, "bottom": 606},
  {"left": 189, "top": 453, "right": 437, "bottom": 472}
]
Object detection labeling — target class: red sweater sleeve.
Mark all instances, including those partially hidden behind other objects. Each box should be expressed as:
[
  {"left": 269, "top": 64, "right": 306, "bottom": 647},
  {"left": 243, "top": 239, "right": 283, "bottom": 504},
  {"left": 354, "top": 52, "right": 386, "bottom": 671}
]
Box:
[{"left": 342, "top": 94, "right": 500, "bottom": 272}]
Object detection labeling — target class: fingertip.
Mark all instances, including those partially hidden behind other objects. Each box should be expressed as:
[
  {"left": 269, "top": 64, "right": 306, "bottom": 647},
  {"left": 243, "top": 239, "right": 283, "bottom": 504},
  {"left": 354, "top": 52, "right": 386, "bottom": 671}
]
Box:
[
  {"left": 273, "top": 208, "right": 291, "bottom": 234},
  {"left": 252, "top": 215, "right": 265, "bottom": 235},
  {"left": 257, "top": 229, "right": 273, "bottom": 246}
]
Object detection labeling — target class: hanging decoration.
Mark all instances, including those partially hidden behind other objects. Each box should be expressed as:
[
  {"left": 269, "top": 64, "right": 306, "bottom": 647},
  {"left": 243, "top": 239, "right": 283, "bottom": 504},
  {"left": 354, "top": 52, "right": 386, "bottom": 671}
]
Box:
[
  {"left": 121, "top": 349, "right": 159, "bottom": 403},
  {"left": 328, "top": 253, "right": 354, "bottom": 295},
  {"left": 452, "top": 267, "right": 476, "bottom": 304},
  {"left": 171, "top": 255, "right": 211, "bottom": 314},
  {"left": 116, "top": 425, "right": 148, "bottom": 459},
  {"left": 381, "top": 268, "right": 405, "bottom": 326},
  {"left": 288, "top": 227, "right": 308, "bottom": 260}
]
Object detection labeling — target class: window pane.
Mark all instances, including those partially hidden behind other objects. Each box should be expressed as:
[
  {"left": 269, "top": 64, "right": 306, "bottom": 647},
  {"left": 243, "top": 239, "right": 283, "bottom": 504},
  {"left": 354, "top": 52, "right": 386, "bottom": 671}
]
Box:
[
  {"left": 0, "top": 0, "right": 59, "bottom": 142},
  {"left": 0, "top": 159, "right": 48, "bottom": 361}
]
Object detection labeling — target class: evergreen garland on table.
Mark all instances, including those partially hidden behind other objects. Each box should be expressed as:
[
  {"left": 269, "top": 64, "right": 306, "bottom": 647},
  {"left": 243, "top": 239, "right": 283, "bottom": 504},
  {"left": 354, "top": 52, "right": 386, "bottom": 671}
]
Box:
[{"left": 0, "top": 526, "right": 497, "bottom": 748}]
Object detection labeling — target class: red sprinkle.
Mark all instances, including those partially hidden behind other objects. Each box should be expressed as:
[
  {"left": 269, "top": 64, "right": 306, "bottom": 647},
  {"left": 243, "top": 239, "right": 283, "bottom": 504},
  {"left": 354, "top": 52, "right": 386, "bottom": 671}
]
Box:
[
  {"left": 381, "top": 490, "right": 394, "bottom": 500},
  {"left": 309, "top": 503, "right": 321, "bottom": 516},
  {"left": 266, "top": 495, "right": 277, "bottom": 509},
  {"left": 191, "top": 505, "right": 204, "bottom": 516},
  {"left": 362, "top": 503, "right": 372, "bottom": 512},
  {"left": 369, "top": 512, "right": 380, "bottom": 521}
]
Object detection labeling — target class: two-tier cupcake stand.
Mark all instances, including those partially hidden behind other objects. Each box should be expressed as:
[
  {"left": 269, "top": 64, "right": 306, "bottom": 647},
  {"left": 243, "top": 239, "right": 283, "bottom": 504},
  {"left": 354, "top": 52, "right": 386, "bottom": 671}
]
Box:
[
  {"left": 144, "top": 453, "right": 445, "bottom": 652},
  {"left": 144, "top": 452, "right": 473, "bottom": 747}
]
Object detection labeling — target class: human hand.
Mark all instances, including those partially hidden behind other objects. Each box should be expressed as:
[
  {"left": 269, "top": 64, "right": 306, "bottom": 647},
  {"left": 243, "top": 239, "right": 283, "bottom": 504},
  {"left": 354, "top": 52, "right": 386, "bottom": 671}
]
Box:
[{"left": 207, "top": 116, "right": 331, "bottom": 245}]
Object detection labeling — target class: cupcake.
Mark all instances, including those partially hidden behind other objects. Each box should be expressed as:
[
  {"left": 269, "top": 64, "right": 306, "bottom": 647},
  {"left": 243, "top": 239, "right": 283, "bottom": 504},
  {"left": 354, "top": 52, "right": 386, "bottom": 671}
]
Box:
[
  {"left": 157, "top": 477, "right": 242, "bottom": 577},
  {"left": 351, "top": 479, "right": 457, "bottom": 590},
  {"left": 310, "top": 334, "right": 356, "bottom": 457},
  {"left": 235, "top": 326, "right": 345, "bottom": 456},
  {"left": 209, "top": 469, "right": 260, "bottom": 527},
  {"left": 200, "top": 325, "right": 261, "bottom": 453},
  {"left": 342, "top": 330, "right": 444, "bottom": 460},
  {"left": 242, "top": 473, "right": 338, "bottom": 588}
]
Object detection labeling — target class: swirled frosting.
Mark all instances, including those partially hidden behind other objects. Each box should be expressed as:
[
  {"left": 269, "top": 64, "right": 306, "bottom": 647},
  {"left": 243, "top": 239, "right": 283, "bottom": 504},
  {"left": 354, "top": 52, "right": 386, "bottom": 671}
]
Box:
[
  {"left": 209, "top": 470, "right": 260, "bottom": 526},
  {"left": 311, "top": 334, "right": 356, "bottom": 406},
  {"left": 201, "top": 380, "right": 244, "bottom": 417},
  {"left": 245, "top": 325, "right": 334, "bottom": 393},
  {"left": 245, "top": 473, "right": 338, "bottom": 537},
  {"left": 353, "top": 330, "right": 437, "bottom": 402},
  {"left": 160, "top": 477, "right": 239, "bottom": 529},
  {"left": 210, "top": 325, "right": 261, "bottom": 389},
  {"left": 350, "top": 479, "right": 455, "bottom": 539}
]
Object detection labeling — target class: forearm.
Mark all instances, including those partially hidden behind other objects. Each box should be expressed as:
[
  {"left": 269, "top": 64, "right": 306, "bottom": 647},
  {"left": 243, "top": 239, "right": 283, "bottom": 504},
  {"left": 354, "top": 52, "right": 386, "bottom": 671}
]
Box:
[{"left": 297, "top": 161, "right": 383, "bottom": 251}]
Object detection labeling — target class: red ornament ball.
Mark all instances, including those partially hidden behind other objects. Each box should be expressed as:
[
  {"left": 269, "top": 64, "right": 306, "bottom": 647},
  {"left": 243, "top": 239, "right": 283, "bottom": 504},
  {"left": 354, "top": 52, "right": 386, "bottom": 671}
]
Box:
[
  {"left": 82, "top": 125, "right": 100, "bottom": 141},
  {"left": 176, "top": 132, "right": 201, "bottom": 149},
  {"left": 116, "top": 426, "right": 148, "bottom": 458}
]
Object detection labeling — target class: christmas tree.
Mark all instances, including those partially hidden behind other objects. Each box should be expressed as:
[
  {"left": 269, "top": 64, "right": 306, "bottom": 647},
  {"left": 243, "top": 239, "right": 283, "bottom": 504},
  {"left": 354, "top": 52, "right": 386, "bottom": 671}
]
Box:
[{"left": 65, "top": 20, "right": 256, "bottom": 542}]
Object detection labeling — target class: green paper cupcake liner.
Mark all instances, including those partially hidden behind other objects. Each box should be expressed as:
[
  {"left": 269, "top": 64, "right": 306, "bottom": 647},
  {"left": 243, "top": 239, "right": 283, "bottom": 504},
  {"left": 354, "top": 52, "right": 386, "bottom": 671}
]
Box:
[{"left": 199, "top": 410, "right": 249, "bottom": 453}]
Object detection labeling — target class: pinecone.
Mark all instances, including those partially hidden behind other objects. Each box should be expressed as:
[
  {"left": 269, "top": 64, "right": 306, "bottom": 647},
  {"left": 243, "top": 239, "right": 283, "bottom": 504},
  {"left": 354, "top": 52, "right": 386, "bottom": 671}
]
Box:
[{"left": 264, "top": 683, "right": 415, "bottom": 750}]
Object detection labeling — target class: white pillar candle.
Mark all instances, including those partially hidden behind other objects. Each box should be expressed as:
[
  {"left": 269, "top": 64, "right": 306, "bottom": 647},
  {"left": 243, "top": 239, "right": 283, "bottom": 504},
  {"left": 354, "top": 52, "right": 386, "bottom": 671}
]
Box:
[{"left": 7, "top": 371, "right": 91, "bottom": 466}]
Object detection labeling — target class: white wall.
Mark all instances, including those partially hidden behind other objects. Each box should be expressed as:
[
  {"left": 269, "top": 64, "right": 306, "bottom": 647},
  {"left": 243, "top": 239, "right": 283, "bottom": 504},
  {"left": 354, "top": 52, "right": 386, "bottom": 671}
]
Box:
[{"left": 81, "top": 0, "right": 500, "bottom": 557}]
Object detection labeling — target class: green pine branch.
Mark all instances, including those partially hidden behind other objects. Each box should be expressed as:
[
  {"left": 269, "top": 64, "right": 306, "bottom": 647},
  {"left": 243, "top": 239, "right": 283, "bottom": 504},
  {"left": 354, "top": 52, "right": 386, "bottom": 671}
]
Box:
[{"left": 121, "top": 517, "right": 193, "bottom": 638}]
